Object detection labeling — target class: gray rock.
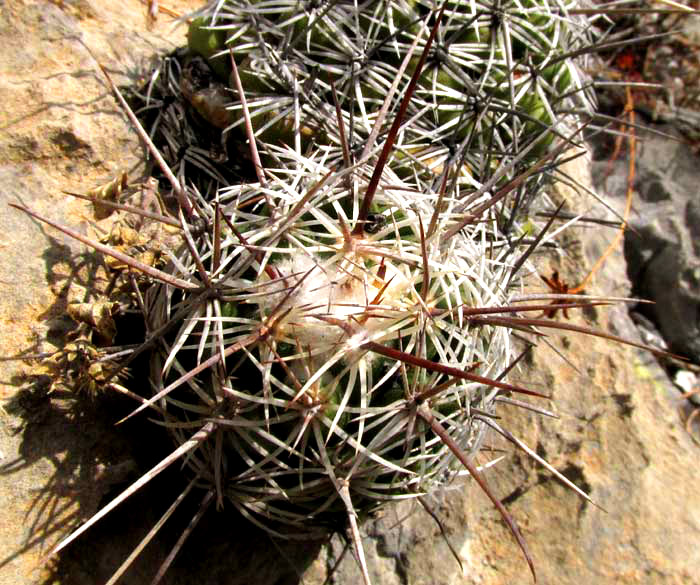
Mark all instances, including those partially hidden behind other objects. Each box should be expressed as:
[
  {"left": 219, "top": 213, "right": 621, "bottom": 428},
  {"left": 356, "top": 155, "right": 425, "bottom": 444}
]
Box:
[{"left": 593, "top": 127, "right": 700, "bottom": 362}]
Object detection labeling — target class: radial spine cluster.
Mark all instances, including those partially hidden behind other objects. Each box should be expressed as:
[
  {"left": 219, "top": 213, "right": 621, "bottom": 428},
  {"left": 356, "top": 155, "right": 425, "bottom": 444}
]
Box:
[{"left": 148, "top": 140, "right": 516, "bottom": 534}]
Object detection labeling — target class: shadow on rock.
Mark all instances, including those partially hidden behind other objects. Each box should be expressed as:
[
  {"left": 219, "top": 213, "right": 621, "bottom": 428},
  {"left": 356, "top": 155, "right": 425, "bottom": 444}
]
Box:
[
  {"left": 0, "top": 379, "right": 324, "bottom": 585},
  {"left": 0, "top": 226, "right": 324, "bottom": 585}
]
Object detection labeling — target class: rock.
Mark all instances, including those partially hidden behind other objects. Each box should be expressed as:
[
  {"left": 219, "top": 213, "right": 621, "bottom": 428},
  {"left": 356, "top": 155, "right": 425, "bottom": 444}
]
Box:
[
  {"left": 591, "top": 127, "right": 700, "bottom": 363},
  {"left": 0, "top": 2, "right": 209, "bottom": 584},
  {"left": 674, "top": 370, "right": 700, "bottom": 407},
  {"left": 1, "top": 4, "right": 700, "bottom": 585}
]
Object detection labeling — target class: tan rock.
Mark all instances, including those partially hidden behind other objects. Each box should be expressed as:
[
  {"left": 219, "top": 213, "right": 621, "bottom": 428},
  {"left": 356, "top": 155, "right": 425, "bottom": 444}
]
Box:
[{"left": 0, "top": 2, "right": 200, "bottom": 584}]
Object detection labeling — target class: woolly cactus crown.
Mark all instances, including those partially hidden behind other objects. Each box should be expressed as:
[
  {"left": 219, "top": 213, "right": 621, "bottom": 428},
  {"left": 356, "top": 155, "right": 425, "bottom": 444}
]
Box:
[{"left": 145, "top": 140, "right": 518, "bottom": 536}]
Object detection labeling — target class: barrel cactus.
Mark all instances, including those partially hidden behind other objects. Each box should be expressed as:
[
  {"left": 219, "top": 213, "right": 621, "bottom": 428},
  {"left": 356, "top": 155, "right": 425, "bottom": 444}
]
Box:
[
  {"left": 146, "top": 146, "right": 520, "bottom": 537},
  {"left": 10, "top": 1, "right": 669, "bottom": 584}
]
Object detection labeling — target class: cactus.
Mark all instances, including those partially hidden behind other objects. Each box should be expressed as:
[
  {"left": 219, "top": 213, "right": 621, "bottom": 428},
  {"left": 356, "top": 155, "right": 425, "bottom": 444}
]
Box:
[
  {"left": 9, "top": 2, "right": 677, "bottom": 584},
  {"left": 146, "top": 146, "right": 519, "bottom": 539},
  {"left": 187, "top": 0, "right": 596, "bottom": 185}
]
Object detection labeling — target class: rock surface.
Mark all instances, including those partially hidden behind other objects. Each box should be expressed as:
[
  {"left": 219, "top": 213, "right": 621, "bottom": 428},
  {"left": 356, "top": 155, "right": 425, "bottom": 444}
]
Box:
[
  {"left": 592, "top": 127, "right": 700, "bottom": 363},
  {"left": 1, "top": 3, "right": 699, "bottom": 585},
  {"left": 0, "top": 2, "right": 212, "bottom": 584}
]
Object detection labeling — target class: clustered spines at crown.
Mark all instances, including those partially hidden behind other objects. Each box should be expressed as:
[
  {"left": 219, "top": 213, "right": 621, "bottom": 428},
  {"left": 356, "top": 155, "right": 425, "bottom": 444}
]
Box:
[
  {"left": 145, "top": 126, "right": 516, "bottom": 535},
  {"left": 188, "top": 0, "right": 597, "bottom": 194}
]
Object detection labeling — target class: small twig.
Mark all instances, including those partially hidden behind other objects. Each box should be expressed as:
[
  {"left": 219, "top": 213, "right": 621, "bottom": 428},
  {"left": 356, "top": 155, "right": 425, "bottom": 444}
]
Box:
[{"left": 570, "top": 86, "right": 636, "bottom": 294}]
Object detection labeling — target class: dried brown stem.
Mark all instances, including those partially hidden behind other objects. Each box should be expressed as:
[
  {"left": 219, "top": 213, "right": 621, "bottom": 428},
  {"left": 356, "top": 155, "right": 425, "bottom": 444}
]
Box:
[
  {"left": 9, "top": 203, "right": 198, "bottom": 290},
  {"left": 63, "top": 190, "right": 181, "bottom": 228}
]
